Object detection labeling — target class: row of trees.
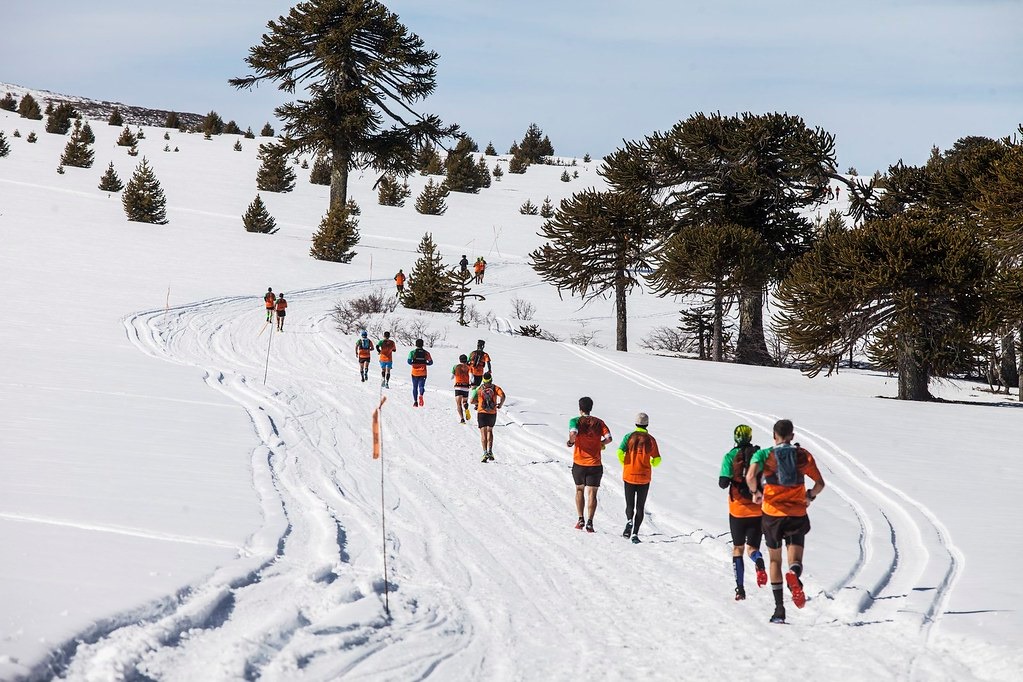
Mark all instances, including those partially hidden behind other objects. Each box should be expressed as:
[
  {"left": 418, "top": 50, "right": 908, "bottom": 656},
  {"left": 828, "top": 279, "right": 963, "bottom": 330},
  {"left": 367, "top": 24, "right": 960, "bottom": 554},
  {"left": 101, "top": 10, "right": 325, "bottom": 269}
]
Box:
[{"left": 530, "top": 111, "right": 1023, "bottom": 401}]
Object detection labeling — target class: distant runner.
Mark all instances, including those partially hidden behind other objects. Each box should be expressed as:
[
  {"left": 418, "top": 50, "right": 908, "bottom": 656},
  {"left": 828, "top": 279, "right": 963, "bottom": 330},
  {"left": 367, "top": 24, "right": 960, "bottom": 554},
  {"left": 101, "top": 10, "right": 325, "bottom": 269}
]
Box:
[
  {"left": 264, "top": 287, "right": 276, "bottom": 322},
  {"left": 274, "top": 294, "right": 287, "bottom": 332},
  {"left": 719, "top": 424, "right": 767, "bottom": 600},
  {"left": 376, "top": 331, "right": 396, "bottom": 388},
  {"left": 407, "top": 338, "right": 433, "bottom": 407},
  {"left": 394, "top": 269, "right": 406, "bottom": 297},
  {"left": 617, "top": 412, "right": 661, "bottom": 543},
  {"left": 467, "top": 339, "right": 491, "bottom": 387},
  {"left": 470, "top": 372, "right": 505, "bottom": 462},
  {"left": 452, "top": 354, "right": 472, "bottom": 424},
  {"left": 356, "top": 330, "right": 373, "bottom": 382},
  {"left": 567, "top": 396, "right": 612, "bottom": 533},
  {"left": 746, "top": 419, "right": 826, "bottom": 624}
]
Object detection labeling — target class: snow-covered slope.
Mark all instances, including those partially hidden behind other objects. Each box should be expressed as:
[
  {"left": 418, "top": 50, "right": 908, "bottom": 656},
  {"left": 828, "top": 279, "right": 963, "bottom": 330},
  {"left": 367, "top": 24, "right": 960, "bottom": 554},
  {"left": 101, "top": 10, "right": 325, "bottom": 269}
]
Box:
[
  {"left": 1, "top": 106, "right": 1020, "bottom": 681},
  {"left": 0, "top": 82, "right": 203, "bottom": 129}
]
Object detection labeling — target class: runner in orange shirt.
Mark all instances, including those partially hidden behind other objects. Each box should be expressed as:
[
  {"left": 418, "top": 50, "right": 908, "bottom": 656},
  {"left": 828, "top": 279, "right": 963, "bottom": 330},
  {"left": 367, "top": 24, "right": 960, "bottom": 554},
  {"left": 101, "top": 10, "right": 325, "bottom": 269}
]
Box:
[
  {"left": 451, "top": 354, "right": 472, "bottom": 424},
  {"left": 355, "top": 330, "right": 373, "bottom": 382},
  {"left": 746, "top": 419, "right": 826, "bottom": 624},
  {"left": 616, "top": 412, "right": 661, "bottom": 543},
  {"left": 466, "top": 339, "right": 491, "bottom": 387},
  {"left": 394, "top": 269, "right": 406, "bottom": 297},
  {"left": 263, "top": 287, "right": 276, "bottom": 322},
  {"left": 567, "top": 397, "right": 613, "bottom": 532},
  {"left": 406, "top": 338, "right": 433, "bottom": 407},
  {"left": 719, "top": 424, "right": 767, "bottom": 601},
  {"left": 470, "top": 372, "right": 505, "bottom": 462},
  {"left": 274, "top": 294, "right": 287, "bottom": 332},
  {"left": 376, "top": 331, "right": 396, "bottom": 388}
]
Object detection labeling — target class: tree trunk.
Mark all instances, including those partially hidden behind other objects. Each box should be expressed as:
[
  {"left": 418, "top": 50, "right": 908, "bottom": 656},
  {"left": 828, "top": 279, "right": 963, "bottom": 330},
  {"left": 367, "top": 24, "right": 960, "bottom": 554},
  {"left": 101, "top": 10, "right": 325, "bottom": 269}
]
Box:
[
  {"left": 1018, "top": 322, "right": 1023, "bottom": 402},
  {"left": 712, "top": 282, "right": 723, "bottom": 362},
  {"left": 1000, "top": 330, "right": 1019, "bottom": 392},
  {"left": 897, "top": 335, "right": 932, "bottom": 401},
  {"left": 735, "top": 287, "right": 773, "bottom": 365},
  {"left": 615, "top": 278, "right": 628, "bottom": 352},
  {"left": 330, "top": 148, "right": 350, "bottom": 212}
]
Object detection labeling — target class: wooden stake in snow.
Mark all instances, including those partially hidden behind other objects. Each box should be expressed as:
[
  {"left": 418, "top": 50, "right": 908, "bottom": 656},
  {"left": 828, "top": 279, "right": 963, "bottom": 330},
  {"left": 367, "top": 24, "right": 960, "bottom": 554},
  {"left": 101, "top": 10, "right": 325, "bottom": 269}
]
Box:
[{"left": 372, "top": 395, "right": 391, "bottom": 618}]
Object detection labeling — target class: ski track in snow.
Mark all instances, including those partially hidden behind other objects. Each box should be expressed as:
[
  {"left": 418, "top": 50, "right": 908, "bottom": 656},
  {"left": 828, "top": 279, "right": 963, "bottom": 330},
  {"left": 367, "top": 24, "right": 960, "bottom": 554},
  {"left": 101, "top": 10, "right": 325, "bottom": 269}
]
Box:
[{"left": 36, "top": 286, "right": 981, "bottom": 681}]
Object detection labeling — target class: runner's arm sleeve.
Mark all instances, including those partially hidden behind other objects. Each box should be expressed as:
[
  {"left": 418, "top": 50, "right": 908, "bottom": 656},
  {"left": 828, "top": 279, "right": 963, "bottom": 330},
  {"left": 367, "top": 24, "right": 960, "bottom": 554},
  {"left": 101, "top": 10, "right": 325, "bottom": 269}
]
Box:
[
  {"left": 718, "top": 476, "right": 731, "bottom": 489},
  {"left": 617, "top": 449, "right": 626, "bottom": 464},
  {"left": 650, "top": 443, "right": 662, "bottom": 467}
]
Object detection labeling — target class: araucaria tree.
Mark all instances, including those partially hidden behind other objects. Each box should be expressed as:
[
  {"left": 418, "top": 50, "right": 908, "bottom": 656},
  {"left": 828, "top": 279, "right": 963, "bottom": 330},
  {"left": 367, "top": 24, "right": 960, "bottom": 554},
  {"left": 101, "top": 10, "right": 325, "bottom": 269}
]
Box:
[
  {"left": 256, "top": 142, "right": 297, "bottom": 192},
  {"left": 60, "top": 120, "right": 94, "bottom": 168},
  {"left": 242, "top": 194, "right": 279, "bottom": 234},
  {"left": 122, "top": 157, "right": 169, "bottom": 224},
  {"left": 230, "top": 0, "right": 459, "bottom": 215},
  {"left": 98, "top": 162, "right": 123, "bottom": 191},
  {"left": 310, "top": 203, "right": 360, "bottom": 262},
  {"left": 530, "top": 189, "right": 671, "bottom": 351},
  {"left": 648, "top": 223, "right": 769, "bottom": 361},
  {"left": 403, "top": 232, "right": 454, "bottom": 312},
  {"left": 776, "top": 215, "right": 1012, "bottom": 400},
  {"left": 602, "top": 111, "right": 837, "bottom": 364}
]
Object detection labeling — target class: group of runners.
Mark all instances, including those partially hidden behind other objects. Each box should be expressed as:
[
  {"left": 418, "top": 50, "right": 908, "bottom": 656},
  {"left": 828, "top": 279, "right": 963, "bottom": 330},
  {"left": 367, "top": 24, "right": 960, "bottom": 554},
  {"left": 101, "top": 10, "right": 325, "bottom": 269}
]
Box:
[
  {"left": 392, "top": 256, "right": 487, "bottom": 298},
  {"left": 263, "top": 288, "right": 288, "bottom": 332},
  {"left": 260, "top": 287, "right": 825, "bottom": 625}
]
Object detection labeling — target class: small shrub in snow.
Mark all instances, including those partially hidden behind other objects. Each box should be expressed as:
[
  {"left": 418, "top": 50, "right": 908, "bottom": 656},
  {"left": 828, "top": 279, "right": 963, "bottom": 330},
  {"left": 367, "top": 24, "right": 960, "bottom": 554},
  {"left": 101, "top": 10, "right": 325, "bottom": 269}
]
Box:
[
  {"left": 518, "top": 324, "right": 561, "bottom": 342},
  {"left": 332, "top": 290, "right": 398, "bottom": 333},
  {"left": 540, "top": 197, "right": 554, "bottom": 218},
  {"left": 0, "top": 131, "right": 10, "bottom": 157},
  {"left": 464, "top": 304, "right": 494, "bottom": 328},
  {"left": 12, "top": 129, "right": 21, "bottom": 138},
  {"left": 127, "top": 145, "right": 139, "bottom": 157},
  {"left": 163, "top": 131, "right": 171, "bottom": 140},
  {"left": 26, "top": 132, "right": 37, "bottom": 143},
  {"left": 519, "top": 199, "right": 538, "bottom": 215},
  {"left": 560, "top": 170, "right": 571, "bottom": 182},
  {"left": 510, "top": 298, "right": 536, "bottom": 320},
  {"left": 56, "top": 164, "right": 65, "bottom": 175},
  {"left": 583, "top": 153, "right": 591, "bottom": 163},
  {"left": 233, "top": 140, "right": 243, "bottom": 152}
]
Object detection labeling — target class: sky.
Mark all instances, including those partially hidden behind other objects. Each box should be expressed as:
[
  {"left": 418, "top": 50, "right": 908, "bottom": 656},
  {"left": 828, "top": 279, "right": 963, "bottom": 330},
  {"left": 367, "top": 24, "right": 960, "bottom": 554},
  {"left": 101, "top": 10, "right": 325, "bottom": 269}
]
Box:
[{"left": 4, "top": 0, "right": 1021, "bottom": 174}]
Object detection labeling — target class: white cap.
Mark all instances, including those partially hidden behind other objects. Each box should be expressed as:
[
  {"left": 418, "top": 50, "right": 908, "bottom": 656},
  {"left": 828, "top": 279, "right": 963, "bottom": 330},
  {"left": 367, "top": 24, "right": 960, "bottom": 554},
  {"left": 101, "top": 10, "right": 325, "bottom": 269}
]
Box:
[{"left": 635, "top": 412, "right": 649, "bottom": 427}]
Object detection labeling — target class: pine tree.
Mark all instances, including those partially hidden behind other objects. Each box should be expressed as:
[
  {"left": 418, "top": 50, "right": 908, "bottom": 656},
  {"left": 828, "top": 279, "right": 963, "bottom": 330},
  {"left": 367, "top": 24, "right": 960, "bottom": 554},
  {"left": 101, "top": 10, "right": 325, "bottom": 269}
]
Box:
[
  {"left": 223, "top": 120, "right": 243, "bottom": 135},
  {"left": 164, "top": 145, "right": 171, "bottom": 152},
  {"left": 12, "top": 130, "right": 20, "bottom": 138},
  {"left": 514, "top": 123, "right": 552, "bottom": 164},
  {"left": 260, "top": 122, "right": 274, "bottom": 137},
  {"left": 309, "top": 154, "right": 332, "bottom": 185},
  {"left": 204, "top": 131, "right": 213, "bottom": 141},
  {"left": 377, "top": 174, "right": 412, "bottom": 206},
  {"left": 108, "top": 108, "right": 123, "bottom": 126},
  {"left": 256, "top": 142, "right": 297, "bottom": 192},
  {"left": 116, "top": 127, "right": 138, "bottom": 147},
  {"left": 122, "top": 157, "right": 168, "bottom": 224},
  {"left": 26, "top": 132, "right": 37, "bottom": 143},
  {"left": 244, "top": 127, "right": 256, "bottom": 139},
  {"left": 0, "top": 92, "right": 16, "bottom": 111},
  {"left": 56, "top": 164, "right": 65, "bottom": 175},
  {"left": 519, "top": 199, "right": 538, "bottom": 215},
  {"left": 476, "top": 157, "right": 492, "bottom": 188},
  {"left": 560, "top": 170, "right": 570, "bottom": 182},
  {"left": 583, "top": 153, "right": 591, "bottom": 163},
  {"left": 508, "top": 152, "right": 527, "bottom": 174},
  {"left": 0, "top": 131, "right": 10, "bottom": 158},
  {"left": 60, "top": 120, "right": 94, "bottom": 168},
  {"left": 202, "top": 111, "right": 224, "bottom": 136},
  {"left": 310, "top": 204, "right": 359, "bottom": 262},
  {"left": 530, "top": 189, "right": 671, "bottom": 351},
  {"left": 80, "top": 121, "right": 95, "bottom": 144},
  {"left": 233, "top": 140, "right": 243, "bottom": 152},
  {"left": 231, "top": 0, "right": 458, "bottom": 214},
  {"left": 403, "top": 232, "right": 454, "bottom": 312},
  {"left": 572, "top": 170, "right": 579, "bottom": 179},
  {"left": 540, "top": 196, "right": 554, "bottom": 218},
  {"left": 417, "top": 144, "right": 444, "bottom": 175},
  {"left": 444, "top": 137, "right": 486, "bottom": 193},
  {"left": 415, "top": 179, "right": 449, "bottom": 215},
  {"left": 127, "top": 145, "right": 139, "bottom": 157},
  {"left": 44, "top": 102, "right": 76, "bottom": 134},
  {"left": 18, "top": 94, "right": 42, "bottom": 120},
  {"left": 484, "top": 141, "right": 497, "bottom": 156},
  {"left": 163, "top": 131, "right": 170, "bottom": 141},
  {"left": 44, "top": 102, "right": 54, "bottom": 116},
  {"left": 242, "top": 194, "right": 279, "bottom": 233},
  {"left": 776, "top": 215, "right": 1005, "bottom": 400},
  {"left": 492, "top": 162, "right": 504, "bottom": 181},
  {"left": 98, "top": 162, "right": 123, "bottom": 191},
  {"left": 602, "top": 111, "right": 838, "bottom": 364},
  {"left": 164, "top": 111, "right": 180, "bottom": 129}
]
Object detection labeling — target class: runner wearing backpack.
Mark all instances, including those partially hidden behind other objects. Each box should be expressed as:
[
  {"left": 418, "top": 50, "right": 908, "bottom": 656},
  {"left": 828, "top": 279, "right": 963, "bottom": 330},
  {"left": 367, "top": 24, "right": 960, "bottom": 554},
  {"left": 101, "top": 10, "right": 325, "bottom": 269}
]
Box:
[
  {"left": 745, "top": 419, "right": 826, "bottom": 624},
  {"left": 718, "top": 424, "right": 767, "bottom": 601},
  {"left": 406, "top": 338, "right": 433, "bottom": 407},
  {"left": 355, "top": 330, "right": 373, "bottom": 382},
  {"left": 263, "top": 287, "right": 276, "bottom": 322},
  {"left": 466, "top": 339, "right": 491, "bottom": 387},
  {"left": 376, "top": 331, "right": 396, "bottom": 388},
  {"left": 452, "top": 354, "right": 472, "bottom": 423},
  {"left": 469, "top": 372, "right": 505, "bottom": 462}
]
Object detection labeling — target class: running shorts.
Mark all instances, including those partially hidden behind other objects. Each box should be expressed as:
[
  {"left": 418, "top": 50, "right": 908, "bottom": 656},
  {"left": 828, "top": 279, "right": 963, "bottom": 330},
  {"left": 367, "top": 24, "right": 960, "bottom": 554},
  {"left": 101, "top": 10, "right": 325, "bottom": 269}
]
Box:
[
  {"left": 761, "top": 514, "right": 811, "bottom": 549},
  {"left": 572, "top": 463, "right": 603, "bottom": 487},
  {"left": 380, "top": 361, "right": 393, "bottom": 369},
  {"left": 477, "top": 412, "right": 497, "bottom": 428},
  {"left": 455, "top": 388, "right": 469, "bottom": 398},
  {"left": 728, "top": 514, "right": 763, "bottom": 548}
]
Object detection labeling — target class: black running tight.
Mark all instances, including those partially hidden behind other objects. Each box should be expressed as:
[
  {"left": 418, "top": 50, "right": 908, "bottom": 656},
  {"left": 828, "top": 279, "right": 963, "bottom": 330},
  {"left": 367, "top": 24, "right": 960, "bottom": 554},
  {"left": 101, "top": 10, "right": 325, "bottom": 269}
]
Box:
[{"left": 624, "top": 482, "right": 650, "bottom": 533}]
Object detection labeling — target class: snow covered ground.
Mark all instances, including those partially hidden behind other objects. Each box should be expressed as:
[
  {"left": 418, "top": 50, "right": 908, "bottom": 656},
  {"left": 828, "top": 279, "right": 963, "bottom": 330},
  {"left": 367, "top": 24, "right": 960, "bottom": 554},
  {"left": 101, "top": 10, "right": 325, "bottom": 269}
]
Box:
[{"left": 1, "top": 103, "right": 1021, "bottom": 681}]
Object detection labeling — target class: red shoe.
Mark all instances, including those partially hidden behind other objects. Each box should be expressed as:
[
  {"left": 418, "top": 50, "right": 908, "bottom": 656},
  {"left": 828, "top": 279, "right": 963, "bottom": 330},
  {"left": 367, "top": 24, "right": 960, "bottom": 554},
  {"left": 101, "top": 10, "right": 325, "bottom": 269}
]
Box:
[
  {"left": 756, "top": 567, "right": 768, "bottom": 588},
  {"left": 574, "top": 518, "right": 585, "bottom": 530},
  {"left": 418, "top": 395, "right": 424, "bottom": 406},
  {"left": 786, "top": 571, "right": 806, "bottom": 608}
]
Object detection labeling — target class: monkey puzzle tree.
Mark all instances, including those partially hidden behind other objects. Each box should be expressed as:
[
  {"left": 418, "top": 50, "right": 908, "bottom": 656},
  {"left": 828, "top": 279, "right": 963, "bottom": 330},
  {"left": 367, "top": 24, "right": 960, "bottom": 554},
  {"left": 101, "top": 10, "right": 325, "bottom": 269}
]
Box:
[
  {"left": 602, "top": 111, "right": 838, "bottom": 364},
  {"left": 530, "top": 189, "right": 671, "bottom": 351},
  {"left": 230, "top": 0, "right": 458, "bottom": 214}
]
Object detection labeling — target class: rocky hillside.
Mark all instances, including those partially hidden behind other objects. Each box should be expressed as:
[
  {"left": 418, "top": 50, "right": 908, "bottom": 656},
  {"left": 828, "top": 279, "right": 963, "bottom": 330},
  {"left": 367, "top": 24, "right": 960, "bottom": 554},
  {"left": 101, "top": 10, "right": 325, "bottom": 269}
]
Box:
[{"left": 0, "top": 81, "right": 204, "bottom": 128}]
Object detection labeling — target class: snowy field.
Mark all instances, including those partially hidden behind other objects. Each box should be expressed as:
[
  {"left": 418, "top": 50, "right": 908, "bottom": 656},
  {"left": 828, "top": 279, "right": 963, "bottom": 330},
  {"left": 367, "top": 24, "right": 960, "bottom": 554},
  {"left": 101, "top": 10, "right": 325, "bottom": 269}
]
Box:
[{"left": 1, "top": 102, "right": 1021, "bottom": 681}]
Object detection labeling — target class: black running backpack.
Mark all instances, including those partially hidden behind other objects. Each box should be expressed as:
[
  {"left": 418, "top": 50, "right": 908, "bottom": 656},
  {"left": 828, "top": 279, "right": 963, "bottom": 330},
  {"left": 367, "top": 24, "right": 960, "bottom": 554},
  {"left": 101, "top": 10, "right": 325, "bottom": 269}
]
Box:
[
  {"left": 730, "top": 443, "right": 758, "bottom": 500},
  {"left": 480, "top": 385, "right": 497, "bottom": 411},
  {"left": 767, "top": 443, "right": 803, "bottom": 487}
]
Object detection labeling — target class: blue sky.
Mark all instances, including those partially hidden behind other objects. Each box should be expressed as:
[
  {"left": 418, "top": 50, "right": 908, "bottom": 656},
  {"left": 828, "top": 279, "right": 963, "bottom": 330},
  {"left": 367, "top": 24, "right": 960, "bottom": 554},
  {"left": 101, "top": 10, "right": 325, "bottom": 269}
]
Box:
[{"left": 5, "top": 0, "right": 1021, "bottom": 173}]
